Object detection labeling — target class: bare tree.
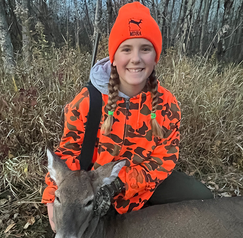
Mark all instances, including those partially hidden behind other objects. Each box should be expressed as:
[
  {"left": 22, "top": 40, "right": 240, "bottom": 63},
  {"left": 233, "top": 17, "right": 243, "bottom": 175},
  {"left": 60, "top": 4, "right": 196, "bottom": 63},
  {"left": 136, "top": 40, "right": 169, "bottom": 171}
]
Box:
[
  {"left": 0, "top": 0, "right": 15, "bottom": 74},
  {"left": 161, "top": 0, "right": 170, "bottom": 50},
  {"left": 83, "top": 0, "right": 93, "bottom": 36},
  {"left": 235, "top": 1, "right": 243, "bottom": 62},
  {"left": 200, "top": 0, "right": 212, "bottom": 54},
  {"left": 151, "top": 0, "right": 158, "bottom": 23},
  {"left": 0, "top": 0, "right": 241, "bottom": 63},
  {"left": 176, "top": 0, "right": 197, "bottom": 54},
  {"left": 73, "top": 0, "right": 80, "bottom": 50},
  {"left": 93, "top": 0, "right": 101, "bottom": 44},
  {"left": 106, "top": 0, "right": 112, "bottom": 35},
  {"left": 183, "top": 0, "right": 196, "bottom": 52},
  {"left": 34, "top": 0, "right": 61, "bottom": 44},
  {"left": 112, "top": 0, "right": 118, "bottom": 17},
  {"left": 22, "top": 0, "right": 31, "bottom": 64},
  {"left": 217, "top": 0, "right": 233, "bottom": 59},
  {"left": 194, "top": 0, "right": 203, "bottom": 51},
  {"left": 169, "top": 0, "right": 176, "bottom": 47},
  {"left": 215, "top": 0, "right": 220, "bottom": 30},
  {"left": 15, "top": 0, "right": 31, "bottom": 65},
  {"left": 174, "top": 0, "right": 186, "bottom": 53}
]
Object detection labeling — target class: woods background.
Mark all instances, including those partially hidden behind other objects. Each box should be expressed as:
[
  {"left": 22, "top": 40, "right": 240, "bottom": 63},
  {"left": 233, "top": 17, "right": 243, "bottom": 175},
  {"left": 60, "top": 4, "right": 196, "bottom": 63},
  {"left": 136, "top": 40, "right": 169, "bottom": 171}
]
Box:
[
  {"left": 1, "top": 0, "right": 243, "bottom": 75},
  {"left": 0, "top": 1, "right": 243, "bottom": 237}
]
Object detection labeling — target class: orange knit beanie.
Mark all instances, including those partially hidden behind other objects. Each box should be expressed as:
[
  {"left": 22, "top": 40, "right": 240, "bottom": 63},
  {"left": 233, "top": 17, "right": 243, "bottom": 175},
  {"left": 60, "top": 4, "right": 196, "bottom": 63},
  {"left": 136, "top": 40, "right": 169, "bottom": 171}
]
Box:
[{"left": 109, "top": 2, "right": 162, "bottom": 63}]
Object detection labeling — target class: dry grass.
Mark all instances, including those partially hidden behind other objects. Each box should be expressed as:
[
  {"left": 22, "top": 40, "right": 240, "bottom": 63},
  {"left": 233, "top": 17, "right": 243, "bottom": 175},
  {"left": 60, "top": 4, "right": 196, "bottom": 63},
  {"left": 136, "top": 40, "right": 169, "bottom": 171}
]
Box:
[
  {"left": 157, "top": 48, "right": 243, "bottom": 195},
  {"left": 0, "top": 42, "right": 242, "bottom": 237}
]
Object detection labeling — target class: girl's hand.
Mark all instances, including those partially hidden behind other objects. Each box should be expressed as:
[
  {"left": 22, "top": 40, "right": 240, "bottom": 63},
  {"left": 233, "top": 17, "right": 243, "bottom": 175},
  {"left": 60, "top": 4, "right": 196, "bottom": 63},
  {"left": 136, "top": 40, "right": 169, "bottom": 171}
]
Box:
[{"left": 47, "top": 203, "right": 56, "bottom": 233}]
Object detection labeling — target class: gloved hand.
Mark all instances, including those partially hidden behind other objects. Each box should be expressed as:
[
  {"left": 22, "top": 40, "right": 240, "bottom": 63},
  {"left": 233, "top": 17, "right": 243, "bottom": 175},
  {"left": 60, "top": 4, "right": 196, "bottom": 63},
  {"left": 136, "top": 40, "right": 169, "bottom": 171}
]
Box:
[{"left": 93, "top": 177, "right": 124, "bottom": 217}]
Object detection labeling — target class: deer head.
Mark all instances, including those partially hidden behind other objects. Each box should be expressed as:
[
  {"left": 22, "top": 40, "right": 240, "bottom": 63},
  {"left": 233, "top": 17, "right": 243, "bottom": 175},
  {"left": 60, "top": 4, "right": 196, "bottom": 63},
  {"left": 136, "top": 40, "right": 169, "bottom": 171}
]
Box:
[{"left": 47, "top": 149, "right": 125, "bottom": 238}]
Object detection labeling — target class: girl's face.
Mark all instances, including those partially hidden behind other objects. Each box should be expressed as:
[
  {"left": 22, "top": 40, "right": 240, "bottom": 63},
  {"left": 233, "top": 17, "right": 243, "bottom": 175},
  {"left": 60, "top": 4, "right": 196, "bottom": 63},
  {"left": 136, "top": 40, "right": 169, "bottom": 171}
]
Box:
[{"left": 113, "top": 38, "right": 156, "bottom": 97}]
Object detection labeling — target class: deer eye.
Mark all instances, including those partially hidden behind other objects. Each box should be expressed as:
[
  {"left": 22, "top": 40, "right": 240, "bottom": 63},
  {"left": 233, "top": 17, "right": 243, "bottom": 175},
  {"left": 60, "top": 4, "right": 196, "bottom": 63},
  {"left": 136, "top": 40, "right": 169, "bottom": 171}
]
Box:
[
  {"left": 85, "top": 200, "right": 93, "bottom": 207},
  {"left": 56, "top": 196, "right": 61, "bottom": 203}
]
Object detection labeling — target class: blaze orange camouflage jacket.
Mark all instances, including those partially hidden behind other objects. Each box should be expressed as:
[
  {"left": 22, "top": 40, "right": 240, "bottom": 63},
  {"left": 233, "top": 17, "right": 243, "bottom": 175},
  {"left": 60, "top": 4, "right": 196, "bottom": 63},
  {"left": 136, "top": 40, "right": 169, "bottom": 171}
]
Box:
[{"left": 42, "top": 81, "right": 181, "bottom": 214}]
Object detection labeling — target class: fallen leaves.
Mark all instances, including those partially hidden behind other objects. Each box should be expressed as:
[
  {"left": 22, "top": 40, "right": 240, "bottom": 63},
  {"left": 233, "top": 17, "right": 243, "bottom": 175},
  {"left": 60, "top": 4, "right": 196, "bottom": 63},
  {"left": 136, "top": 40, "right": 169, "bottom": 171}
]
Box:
[
  {"left": 4, "top": 222, "right": 16, "bottom": 233},
  {"left": 23, "top": 216, "right": 35, "bottom": 229},
  {"left": 0, "top": 199, "right": 8, "bottom": 206}
]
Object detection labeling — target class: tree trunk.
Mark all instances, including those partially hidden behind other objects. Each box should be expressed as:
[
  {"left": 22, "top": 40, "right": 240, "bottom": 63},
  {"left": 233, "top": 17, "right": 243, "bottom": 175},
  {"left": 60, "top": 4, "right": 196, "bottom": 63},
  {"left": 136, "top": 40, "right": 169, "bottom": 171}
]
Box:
[
  {"left": 215, "top": 0, "right": 220, "bottom": 29},
  {"left": 209, "top": 0, "right": 220, "bottom": 56},
  {"left": 84, "top": 0, "right": 93, "bottom": 36},
  {"left": 184, "top": 0, "right": 196, "bottom": 53},
  {"left": 7, "top": 0, "right": 22, "bottom": 49},
  {"left": 175, "top": 0, "right": 186, "bottom": 41},
  {"left": 74, "top": 0, "right": 80, "bottom": 50},
  {"left": 66, "top": 0, "right": 69, "bottom": 46},
  {"left": 161, "top": 0, "right": 170, "bottom": 51},
  {"left": 236, "top": 1, "right": 243, "bottom": 62},
  {"left": 225, "top": 1, "right": 238, "bottom": 60},
  {"left": 169, "top": 0, "right": 176, "bottom": 47},
  {"left": 0, "top": 0, "right": 15, "bottom": 74},
  {"left": 218, "top": 0, "right": 234, "bottom": 60},
  {"left": 193, "top": 0, "right": 203, "bottom": 53},
  {"left": 199, "top": 0, "right": 212, "bottom": 55},
  {"left": 155, "top": 0, "right": 158, "bottom": 23},
  {"left": 151, "top": 0, "right": 157, "bottom": 22},
  {"left": 106, "top": 0, "right": 112, "bottom": 35},
  {"left": 19, "top": 0, "right": 31, "bottom": 65},
  {"left": 177, "top": 0, "right": 195, "bottom": 54},
  {"left": 112, "top": 0, "right": 118, "bottom": 18},
  {"left": 93, "top": 0, "right": 101, "bottom": 45}
]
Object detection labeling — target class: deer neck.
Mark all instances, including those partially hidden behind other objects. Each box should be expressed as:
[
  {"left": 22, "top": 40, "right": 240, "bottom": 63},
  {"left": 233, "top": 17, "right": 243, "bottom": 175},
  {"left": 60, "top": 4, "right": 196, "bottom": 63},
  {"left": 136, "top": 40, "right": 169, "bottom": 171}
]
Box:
[
  {"left": 83, "top": 211, "right": 118, "bottom": 238},
  {"left": 81, "top": 216, "right": 109, "bottom": 238}
]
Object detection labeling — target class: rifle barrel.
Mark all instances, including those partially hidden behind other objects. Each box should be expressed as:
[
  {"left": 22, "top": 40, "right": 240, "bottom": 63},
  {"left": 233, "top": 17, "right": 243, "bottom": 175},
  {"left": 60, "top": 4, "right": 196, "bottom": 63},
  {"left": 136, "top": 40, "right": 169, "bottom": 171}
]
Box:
[{"left": 91, "top": 33, "right": 101, "bottom": 68}]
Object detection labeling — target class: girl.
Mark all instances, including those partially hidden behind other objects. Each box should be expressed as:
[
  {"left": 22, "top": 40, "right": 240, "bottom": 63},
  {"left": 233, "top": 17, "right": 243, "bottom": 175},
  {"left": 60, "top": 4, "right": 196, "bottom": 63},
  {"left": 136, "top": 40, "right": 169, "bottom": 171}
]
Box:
[{"left": 42, "top": 2, "right": 213, "bottom": 232}]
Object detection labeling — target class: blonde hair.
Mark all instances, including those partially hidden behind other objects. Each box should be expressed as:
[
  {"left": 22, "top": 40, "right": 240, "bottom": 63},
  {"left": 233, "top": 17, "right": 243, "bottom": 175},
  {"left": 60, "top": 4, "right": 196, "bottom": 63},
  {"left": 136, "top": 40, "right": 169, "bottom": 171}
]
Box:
[
  {"left": 101, "top": 66, "right": 164, "bottom": 138},
  {"left": 148, "top": 70, "right": 164, "bottom": 138},
  {"left": 101, "top": 65, "right": 119, "bottom": 134}
]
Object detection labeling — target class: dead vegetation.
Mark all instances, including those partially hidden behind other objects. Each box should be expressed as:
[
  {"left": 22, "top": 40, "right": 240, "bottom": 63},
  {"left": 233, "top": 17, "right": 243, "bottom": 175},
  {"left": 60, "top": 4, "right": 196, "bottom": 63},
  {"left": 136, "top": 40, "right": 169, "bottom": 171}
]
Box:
[{"left": 0, "top": 42, "right": 242, "bottom": 237}]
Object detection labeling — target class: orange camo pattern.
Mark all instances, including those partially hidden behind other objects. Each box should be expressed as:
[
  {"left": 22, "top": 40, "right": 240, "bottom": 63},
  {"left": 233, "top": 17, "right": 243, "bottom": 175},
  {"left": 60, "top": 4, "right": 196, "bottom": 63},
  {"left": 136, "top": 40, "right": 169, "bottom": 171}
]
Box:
[{"left": 42, "top": 81, "right": 181, "bottom": 214}]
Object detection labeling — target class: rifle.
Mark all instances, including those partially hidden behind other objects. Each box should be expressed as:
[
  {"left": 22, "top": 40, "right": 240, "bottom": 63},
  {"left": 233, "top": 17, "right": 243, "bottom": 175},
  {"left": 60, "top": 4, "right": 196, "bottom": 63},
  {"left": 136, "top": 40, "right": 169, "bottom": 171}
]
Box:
[{"left": 91, "top": 32, "right": 101, "bottom": 68}]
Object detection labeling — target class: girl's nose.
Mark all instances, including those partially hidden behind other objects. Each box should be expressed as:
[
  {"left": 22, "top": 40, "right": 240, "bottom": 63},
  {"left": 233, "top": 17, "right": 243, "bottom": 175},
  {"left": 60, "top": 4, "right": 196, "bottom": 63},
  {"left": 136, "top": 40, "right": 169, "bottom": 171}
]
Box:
[{"left": 131, "top": 50, "right": 141, "bottom": 64}]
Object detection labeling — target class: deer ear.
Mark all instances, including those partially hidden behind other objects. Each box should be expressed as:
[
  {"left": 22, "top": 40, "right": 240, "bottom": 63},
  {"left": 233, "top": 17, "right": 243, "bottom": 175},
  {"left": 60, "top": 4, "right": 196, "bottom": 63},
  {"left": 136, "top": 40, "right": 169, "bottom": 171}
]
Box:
[
  {"left": 89, "top": 160, "right": 126, "bottom": 192},
  {"left": 47, "top": 148, "right": 70, "bottom": 186}
]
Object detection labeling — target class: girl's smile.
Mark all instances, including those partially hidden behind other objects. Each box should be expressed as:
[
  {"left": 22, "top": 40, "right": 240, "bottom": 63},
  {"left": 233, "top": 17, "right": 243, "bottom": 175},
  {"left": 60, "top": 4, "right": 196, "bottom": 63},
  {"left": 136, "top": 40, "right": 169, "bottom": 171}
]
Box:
[
  {"left": 127, "top": 68, "right": 143, "bottom": 72},
  {"left": 113, "top": 38, "right": 157, "bottom": 97}
]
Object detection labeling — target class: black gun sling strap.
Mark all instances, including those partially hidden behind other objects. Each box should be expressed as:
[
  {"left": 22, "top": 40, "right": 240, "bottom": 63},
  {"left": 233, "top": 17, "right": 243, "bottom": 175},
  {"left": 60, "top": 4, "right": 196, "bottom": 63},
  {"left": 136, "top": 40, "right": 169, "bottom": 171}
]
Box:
[{"left": 77, "top": 82, "right": 102, "bottom": 171}]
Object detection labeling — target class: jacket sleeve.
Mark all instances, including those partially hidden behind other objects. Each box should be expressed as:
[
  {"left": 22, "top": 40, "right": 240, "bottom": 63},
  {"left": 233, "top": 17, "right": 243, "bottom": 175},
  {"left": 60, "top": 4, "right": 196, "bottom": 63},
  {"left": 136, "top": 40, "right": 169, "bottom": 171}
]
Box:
[
  {"left": 41, "top": 87, "right": 90, "bottom": 203},
  {"left": 54, "top": 87, "right": 90, "bottom": 169},
  {"left": 118, "top": 94, "right": 181, "bottom": 201}
]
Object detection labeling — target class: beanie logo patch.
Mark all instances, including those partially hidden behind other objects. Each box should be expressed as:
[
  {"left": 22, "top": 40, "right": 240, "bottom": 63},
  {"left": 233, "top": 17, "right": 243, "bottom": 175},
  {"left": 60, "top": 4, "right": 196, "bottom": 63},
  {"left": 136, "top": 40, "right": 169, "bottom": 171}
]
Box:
[{"left": 128, "top": 18, "right": 142, "bottom": 36}]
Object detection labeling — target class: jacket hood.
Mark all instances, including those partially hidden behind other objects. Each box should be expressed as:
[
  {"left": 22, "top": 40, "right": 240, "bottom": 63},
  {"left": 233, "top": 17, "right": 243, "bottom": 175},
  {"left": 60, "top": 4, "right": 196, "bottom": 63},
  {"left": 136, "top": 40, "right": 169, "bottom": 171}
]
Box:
[{"left": 90, "top": 57, "right": 130, "bottom": 99}]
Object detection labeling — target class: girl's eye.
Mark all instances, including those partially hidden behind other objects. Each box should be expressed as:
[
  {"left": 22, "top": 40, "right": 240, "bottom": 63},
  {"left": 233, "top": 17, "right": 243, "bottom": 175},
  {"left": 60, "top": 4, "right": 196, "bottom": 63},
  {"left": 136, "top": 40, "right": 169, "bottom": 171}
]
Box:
[
  {"left": 142, "top": 47, "right": 151, "bottom": 52},
  {"left": 122, "top": 48, "right": 130, "bottom": 52}
]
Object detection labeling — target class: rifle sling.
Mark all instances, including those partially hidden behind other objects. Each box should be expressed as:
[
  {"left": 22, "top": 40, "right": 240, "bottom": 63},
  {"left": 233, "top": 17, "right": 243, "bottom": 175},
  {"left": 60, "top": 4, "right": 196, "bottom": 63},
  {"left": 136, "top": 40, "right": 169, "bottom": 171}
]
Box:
[{"left": 78, "top": 82, "right": 102, "bottom": 171}]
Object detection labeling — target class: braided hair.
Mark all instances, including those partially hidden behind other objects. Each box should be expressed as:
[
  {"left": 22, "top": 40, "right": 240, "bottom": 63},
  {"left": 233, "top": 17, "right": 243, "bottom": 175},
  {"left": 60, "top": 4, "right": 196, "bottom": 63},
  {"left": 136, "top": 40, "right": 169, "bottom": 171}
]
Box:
[
  {"left": 148, "top": 70, "right": 164, "bottom": 138},
  {"left": 101, "top": 64, "right": 120, "bottom": 134},
  {"left": 101, "top": 66, "right": 164, "bottom": 138}
]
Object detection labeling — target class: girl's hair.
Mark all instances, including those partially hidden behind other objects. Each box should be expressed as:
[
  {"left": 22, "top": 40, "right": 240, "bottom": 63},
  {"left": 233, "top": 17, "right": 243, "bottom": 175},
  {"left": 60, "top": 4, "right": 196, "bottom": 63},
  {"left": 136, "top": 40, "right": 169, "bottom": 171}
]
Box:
[
  {"left": 101, "top": 66, "right": 164, "bottom": 138},
  {"left": 101, "top": 64, "right": 119, "bottom": 134},
  {"left": 148, "top": 70, "right": 164, "bottom": 138}
]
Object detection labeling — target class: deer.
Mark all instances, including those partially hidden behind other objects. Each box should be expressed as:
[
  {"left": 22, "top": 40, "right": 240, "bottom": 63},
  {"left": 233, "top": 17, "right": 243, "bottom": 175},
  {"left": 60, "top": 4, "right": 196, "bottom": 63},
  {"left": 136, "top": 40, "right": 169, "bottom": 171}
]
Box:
[{"left": 47, "top": 149, "right": 243, "bottom": 238}]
